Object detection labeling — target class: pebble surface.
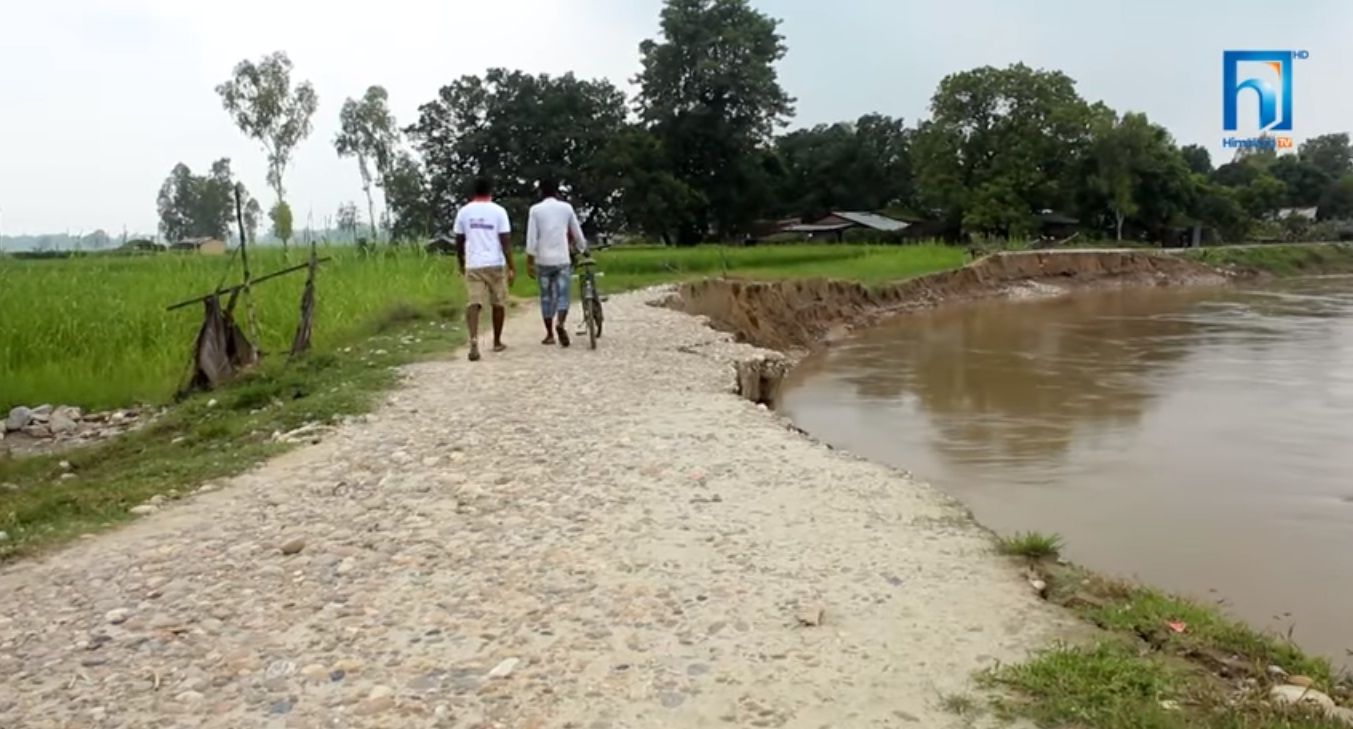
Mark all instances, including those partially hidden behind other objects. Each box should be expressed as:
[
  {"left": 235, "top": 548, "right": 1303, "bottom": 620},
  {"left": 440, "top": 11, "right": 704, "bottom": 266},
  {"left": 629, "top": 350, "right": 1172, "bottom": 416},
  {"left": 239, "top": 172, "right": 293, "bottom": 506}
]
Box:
[{"left": 0, "top": 285, "right": 1073, "bottom": 728}]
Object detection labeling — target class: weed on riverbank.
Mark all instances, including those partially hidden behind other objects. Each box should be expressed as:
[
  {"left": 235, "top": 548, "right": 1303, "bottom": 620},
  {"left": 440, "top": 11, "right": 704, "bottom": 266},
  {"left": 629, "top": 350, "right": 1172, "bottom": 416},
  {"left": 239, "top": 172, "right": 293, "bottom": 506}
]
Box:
[
  {"left": 0, "top": 310, "right": 464, "bottom": 561},
  {"left": 1182, "top": 243, "right": 1353, "bottom": 277},
  {"left": 977, "top": 532, "right": 1351, "bottom": 728}
]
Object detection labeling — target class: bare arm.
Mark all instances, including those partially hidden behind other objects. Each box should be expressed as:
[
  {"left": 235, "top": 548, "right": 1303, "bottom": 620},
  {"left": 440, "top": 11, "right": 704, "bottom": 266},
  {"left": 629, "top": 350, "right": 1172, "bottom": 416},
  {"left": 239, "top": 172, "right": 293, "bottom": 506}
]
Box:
[
  {"left": 524, "top": 206, "right": 538, "bottom": 275},
  {"left": 568, "top": 209, "right": 588, "bottom": 254},
  {"left": 453, "top": 210, "right": 466, "bottom": 273},
  {"left": 500, "top": 233, "right": 514, "bottom": 273}
]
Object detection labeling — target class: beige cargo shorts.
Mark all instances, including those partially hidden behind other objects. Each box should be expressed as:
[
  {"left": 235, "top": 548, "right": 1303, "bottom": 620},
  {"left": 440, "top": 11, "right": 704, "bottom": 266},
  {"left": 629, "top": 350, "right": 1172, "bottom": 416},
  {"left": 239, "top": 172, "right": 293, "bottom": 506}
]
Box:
[{"left": 464, "top": 266, "right": 509, "bottom": 308}]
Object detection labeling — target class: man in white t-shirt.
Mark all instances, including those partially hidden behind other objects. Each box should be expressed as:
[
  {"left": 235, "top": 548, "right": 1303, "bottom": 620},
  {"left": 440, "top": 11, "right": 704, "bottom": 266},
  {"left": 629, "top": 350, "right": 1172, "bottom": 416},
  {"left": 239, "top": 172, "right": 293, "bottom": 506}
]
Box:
[
  {"left": 453, "top": 177, "right": 516, "bottom": 361},
  {"left": 525, "top": 178, "right": 588, "bottom": 347}
]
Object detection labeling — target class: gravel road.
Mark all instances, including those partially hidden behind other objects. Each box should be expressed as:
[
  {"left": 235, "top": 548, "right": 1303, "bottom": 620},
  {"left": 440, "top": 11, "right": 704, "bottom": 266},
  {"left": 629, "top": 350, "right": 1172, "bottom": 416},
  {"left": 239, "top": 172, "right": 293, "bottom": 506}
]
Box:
[{"left": 0, "top": 285, "right": 1073, "bottom": 728}]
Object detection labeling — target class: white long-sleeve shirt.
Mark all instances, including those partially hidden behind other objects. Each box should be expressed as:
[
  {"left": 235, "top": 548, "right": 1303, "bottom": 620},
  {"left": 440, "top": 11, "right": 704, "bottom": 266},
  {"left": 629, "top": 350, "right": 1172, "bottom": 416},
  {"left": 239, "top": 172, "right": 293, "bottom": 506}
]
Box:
[{"left": 526, "top": 197, "right": 587, "bottom": 266}]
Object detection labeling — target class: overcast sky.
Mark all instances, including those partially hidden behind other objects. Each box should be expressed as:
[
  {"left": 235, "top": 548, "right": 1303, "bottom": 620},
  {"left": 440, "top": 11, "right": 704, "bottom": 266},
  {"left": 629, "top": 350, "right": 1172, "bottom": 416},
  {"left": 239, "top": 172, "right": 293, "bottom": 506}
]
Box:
[{"left": 2, "top": 0, "right": 1350, "bottom": 236}]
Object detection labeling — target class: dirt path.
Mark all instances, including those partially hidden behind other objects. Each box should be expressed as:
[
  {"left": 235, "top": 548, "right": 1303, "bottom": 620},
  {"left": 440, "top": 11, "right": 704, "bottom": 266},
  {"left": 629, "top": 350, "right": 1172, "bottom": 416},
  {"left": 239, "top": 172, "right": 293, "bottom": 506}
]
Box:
[{"left": 0, "top": 285, "right": 1074, "bottom": 728}]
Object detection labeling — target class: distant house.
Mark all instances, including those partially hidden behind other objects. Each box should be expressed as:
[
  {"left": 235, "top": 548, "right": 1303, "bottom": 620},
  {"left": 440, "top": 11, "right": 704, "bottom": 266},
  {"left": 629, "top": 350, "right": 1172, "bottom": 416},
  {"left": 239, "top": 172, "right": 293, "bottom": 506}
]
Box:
[
  {"left": 1277, "top": 206, "right": 1319, "bottom": 221},
  {"left": 776, "top": 210, "right": 911, "bottom": 242},
  {"left": 170, "top": 237, "right": 227, "bottom": 255},
  {"left": 119, "top": 239, "right": 166, "bottom": 254},
  {"left": 1035, "top": 211, "right": 1080, "bottom": 240},
  {"left": 426, "top": 235, "right": 455, "bottom": 255}
]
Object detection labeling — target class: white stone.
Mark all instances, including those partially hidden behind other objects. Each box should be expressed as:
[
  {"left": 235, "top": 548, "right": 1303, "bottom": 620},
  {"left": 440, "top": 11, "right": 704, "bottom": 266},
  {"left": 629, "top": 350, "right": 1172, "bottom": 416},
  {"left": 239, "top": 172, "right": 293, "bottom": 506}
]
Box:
[
  {"left": 487, "top": 658, "right": 520, "bottom": 679},
  {"left": 1270, "top": 684, "right": 1335, "bottom": 710}
]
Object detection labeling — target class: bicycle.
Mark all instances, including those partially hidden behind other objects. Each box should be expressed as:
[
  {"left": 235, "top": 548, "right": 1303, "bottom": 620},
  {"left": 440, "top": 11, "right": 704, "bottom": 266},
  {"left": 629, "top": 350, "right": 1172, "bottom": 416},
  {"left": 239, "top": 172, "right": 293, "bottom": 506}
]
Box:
[{"left": 574, "top": 251, "right": 604, "bottom": 349}]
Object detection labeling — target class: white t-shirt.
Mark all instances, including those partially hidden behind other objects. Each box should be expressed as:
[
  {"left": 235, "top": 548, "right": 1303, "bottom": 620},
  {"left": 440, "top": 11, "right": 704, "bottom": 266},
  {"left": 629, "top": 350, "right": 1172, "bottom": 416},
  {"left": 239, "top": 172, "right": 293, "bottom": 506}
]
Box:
[
  {"left": 453, "top": 199, "right": 511, "bottom": 269},
  {"left": 526, "top": 197, "right": 588, "bottom": 267}
]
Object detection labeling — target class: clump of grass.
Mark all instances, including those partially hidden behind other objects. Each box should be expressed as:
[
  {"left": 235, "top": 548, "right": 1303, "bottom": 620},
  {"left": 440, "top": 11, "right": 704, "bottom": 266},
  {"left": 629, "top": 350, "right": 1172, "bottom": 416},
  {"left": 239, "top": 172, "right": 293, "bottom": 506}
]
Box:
[
  {"left": 980, "top": 535, "right": 1351, "bottom": 728},
  {"left": 940, "top": 692, "right": 981, "bottom": 717},
  {"left": 996, "top": 530, "right": 1064, "bottom": 560}
]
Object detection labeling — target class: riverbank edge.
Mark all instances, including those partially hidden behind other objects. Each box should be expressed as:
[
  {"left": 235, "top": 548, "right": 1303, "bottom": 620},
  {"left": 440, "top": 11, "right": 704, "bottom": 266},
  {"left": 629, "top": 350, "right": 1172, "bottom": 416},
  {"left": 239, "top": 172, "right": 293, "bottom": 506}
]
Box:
[
  {"left": 672, "top": 243, "right": 1353, "bottom": 407},
  {"left": 665, "top": 244, "right": 1353, "bottom": 727}
]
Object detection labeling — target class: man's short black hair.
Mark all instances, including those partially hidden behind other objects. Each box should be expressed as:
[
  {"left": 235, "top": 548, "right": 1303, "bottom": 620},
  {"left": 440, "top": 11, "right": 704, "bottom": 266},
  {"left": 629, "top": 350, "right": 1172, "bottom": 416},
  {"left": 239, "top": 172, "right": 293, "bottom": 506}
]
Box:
[
  {"left": 539, "top": 178, "right": 560, "bottom": 198},
  {"left": 472, "top": 177, "right": 493, "bottom": 198}
]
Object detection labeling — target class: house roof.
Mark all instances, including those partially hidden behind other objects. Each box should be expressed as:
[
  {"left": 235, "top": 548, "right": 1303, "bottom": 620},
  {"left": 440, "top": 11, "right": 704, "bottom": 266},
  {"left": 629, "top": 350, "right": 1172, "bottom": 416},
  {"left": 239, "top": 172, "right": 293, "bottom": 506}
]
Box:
[
  {"left": 828, "top": 211, "right": 910, "bottom": 231},
  {"left": 780, "top": 223, "right": 855, "bottom": 234},
  {"left": 1278, "top": 207, "right": 1319, "bottom": 220},
  {"left": 1036, "top": 212, "right": 1079, "bottom": 225}
]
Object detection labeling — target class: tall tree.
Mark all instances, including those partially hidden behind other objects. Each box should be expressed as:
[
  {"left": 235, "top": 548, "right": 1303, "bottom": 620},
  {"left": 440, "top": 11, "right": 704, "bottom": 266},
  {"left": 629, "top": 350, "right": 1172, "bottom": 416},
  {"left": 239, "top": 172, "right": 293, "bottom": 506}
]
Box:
[
  {"left": 1179, "top": 144, "right": 1213, "bottom": 176},
  {"left": 1299, "top": 133, "right": 1353, "bottom": 181},
  {"left": 634, "top": 0, "right": 795, "bottom": 243},
  {"left": 408, "top": 68, "right": 629, "bottom": 232},
  {"left": 775, "top": 114, "right": 914, "bottom": 220},
  {"left": 335, "top": 85, "right": 400, "bottom": 242},
  {"left": 912, "top": 63, "right": 1094, "bottom": 239},
  {"left": 215, "top": 50, "right": 318, "bottom": 241},
  {"left": 1269, "top": 155, "right": 1332, "bottom": 208},
  {"left": 1318, "top": 175, "right": 1353, "bottom": 221},
  {"left": 1236, "top": 173, "right": 1288, "bottom": 219},
  {"left": 1081, "top": 110, "right": 1192, "bottom": 241},
  {"left": 156, "top": 159, "right": 260, "bottom": 243},
  {"left": 383, "top": 150, "right": 438, "bottom": 242}
]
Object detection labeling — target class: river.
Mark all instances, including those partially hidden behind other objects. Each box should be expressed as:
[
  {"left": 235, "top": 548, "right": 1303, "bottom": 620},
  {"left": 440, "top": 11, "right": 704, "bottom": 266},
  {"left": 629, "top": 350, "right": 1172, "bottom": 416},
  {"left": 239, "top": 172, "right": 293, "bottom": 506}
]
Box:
[{"left": 780, "top": 277, "right": 1353, "bottom": 665}]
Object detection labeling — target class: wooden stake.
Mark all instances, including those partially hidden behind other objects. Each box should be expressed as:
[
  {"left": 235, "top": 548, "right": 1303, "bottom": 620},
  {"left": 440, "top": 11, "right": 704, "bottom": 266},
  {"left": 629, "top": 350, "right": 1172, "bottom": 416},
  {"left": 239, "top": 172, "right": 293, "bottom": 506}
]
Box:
[{"left": 234, "top": 184, "right": 261, "bottom": 346}]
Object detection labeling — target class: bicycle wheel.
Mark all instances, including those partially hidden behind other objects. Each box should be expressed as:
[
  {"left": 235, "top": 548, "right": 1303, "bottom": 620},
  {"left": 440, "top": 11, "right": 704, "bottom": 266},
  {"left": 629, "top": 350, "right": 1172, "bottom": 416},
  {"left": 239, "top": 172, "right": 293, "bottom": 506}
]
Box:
[
  {"left": 591, "top": 298, "right": 604, "bottom": 338},
  {"left": 586, "top": 300, "right": 599, "bottom": 349}
]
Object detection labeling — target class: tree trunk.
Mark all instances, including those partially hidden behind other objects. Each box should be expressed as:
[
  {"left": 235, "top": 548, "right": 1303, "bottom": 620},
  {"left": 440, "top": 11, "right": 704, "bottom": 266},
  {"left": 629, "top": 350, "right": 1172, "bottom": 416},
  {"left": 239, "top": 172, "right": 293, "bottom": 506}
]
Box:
[
  {"left": 363, "top": 182, "right": 378, "bottom": 244},
  {"left": 1115, "top": 209, "right": 1125, "bottom": 242}
]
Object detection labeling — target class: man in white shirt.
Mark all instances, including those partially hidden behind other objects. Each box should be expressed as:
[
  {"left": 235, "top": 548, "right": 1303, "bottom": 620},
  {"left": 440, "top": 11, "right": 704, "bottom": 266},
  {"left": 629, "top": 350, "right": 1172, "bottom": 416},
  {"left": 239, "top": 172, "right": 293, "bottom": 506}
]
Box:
[
  {"left": 453, "top": 177, "right": 516, "bottom": 361},
  {"left": 525, "top": 179, "right": 588, "bottom": 347}
]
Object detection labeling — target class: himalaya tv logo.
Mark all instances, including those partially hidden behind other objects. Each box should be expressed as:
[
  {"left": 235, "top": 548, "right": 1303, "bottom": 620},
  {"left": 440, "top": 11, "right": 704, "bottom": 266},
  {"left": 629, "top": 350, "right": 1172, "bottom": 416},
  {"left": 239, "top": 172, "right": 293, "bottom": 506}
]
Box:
[{"left": 1222, "top": 50, "right": 1307, "bottom": 151}]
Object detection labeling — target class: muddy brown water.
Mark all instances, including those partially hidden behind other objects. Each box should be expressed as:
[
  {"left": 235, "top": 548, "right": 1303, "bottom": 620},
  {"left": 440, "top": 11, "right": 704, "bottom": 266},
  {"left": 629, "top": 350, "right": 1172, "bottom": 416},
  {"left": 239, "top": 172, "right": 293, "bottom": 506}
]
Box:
[{"left": 781, "top": 277, "right": 1353, "bottom": 666}]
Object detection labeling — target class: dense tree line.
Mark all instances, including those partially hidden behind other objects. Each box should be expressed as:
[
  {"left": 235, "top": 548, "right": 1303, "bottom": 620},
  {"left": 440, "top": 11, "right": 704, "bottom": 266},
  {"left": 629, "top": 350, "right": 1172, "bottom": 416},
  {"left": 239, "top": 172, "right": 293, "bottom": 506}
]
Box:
[{"left": 158, "top": 0, "right": 1353, "bottom": 247}]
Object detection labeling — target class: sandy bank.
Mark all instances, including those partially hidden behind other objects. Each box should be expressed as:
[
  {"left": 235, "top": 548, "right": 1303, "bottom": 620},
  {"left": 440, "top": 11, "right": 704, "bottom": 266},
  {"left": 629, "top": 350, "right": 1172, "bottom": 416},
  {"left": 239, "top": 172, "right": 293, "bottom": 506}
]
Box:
[{"left": 0, "top": 286, "right": 1078, "bottom": 728}]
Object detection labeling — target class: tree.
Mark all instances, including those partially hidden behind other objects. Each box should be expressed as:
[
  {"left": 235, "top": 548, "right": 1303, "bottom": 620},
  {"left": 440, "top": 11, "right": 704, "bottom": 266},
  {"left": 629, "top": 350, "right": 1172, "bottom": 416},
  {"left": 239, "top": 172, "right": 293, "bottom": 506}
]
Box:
[
  {"left": 156, "top": 158, "right": 261, "bottom": 243},
  {"left": 1087, "top": 111, "right": 1144, "bottom": 241},
  {"left": 912, "top": 63, "right": 1093, "bottom": 239},
  {"left": 1236, "top": 173, "right": 1287, "bottom": 219},
  {"left": 270, "top": 200, "right": 294, "bottom": 248},
  {"left": 1268, "top": 155, "right": 1331, "bottom": 208},
  {"left": 335, "top": 85, "right": 400, "bottom": 242},
  {"left": 1191, "top": 178, "right": 1250, "bottom": 242},
  {"left": 408, "top": 68, "right": 630, "bottom": 234},
  {"left": 775, "top": 114, "right": 913, "bottom": 220},
  {"left": 1180, "top": 144, "right": 1213, "bottom": 175},
  {"left": 383, "top": 150, "right": 437, "bottom": 241},
  {"left": 1318, "top": 175, "right": 1353, "bottom": 221},
  {"left": 1079, "top": 110, "right": 1195, "bottom": 242},
  {"left": 594, "top": 125, "right": 701, "bottom": 244},
  {"left": 215, "top": 51, "right": 319, "bottom": 211},
  {"left": 1299, "top": 133, "right": 1353, "bottom": 181},
  {"left": 336, "top": 202, "right": 360, "bottom": 241},
  {"left": 634, "top": 0, "right": 795, "bottom": 242}
]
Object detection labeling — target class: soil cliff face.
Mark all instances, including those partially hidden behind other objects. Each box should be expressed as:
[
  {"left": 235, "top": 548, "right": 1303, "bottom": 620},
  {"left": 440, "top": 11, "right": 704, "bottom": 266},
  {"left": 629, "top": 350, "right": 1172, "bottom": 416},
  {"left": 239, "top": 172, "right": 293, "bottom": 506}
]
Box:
[{"left": 673, "top": 249, "right": 1233, "bottom": 353}]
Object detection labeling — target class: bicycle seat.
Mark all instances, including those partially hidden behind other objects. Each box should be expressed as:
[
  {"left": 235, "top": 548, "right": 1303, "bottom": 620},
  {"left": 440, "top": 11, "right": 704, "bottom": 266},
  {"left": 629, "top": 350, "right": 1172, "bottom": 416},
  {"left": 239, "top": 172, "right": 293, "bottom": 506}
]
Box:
[{"left": 576, "top": 255, "right": 597, "bottom": 266}]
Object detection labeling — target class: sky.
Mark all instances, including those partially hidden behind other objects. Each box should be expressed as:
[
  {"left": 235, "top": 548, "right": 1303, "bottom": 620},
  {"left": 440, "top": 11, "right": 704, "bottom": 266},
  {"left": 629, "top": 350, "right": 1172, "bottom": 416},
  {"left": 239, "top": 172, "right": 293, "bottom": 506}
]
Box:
[{"left": 1, "top": 0, "right": 1351, "bottom": 236}]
